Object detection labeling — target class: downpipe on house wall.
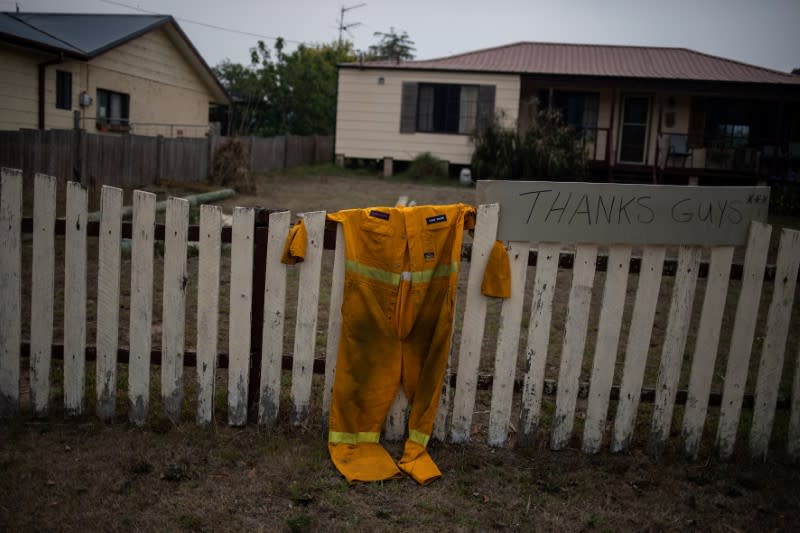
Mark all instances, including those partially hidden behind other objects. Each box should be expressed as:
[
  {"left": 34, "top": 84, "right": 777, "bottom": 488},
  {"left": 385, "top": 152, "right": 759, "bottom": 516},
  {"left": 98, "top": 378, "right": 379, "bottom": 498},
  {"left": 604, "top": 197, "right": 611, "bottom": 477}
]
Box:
[{"left": 38, "top": 53, "right": 64, "bottom": 129}]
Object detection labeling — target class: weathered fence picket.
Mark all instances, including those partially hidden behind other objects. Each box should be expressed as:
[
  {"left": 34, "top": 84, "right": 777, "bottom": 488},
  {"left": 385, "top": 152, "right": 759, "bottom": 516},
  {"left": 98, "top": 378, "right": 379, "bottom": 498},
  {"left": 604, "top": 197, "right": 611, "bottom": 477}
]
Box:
[
  {"left": 450, "top": 203, "right": 500, "bottom": 443},
  {"left": 258, "top": 210, "right": 291, "bottom": 427},
  {"left": 648, "top": 246, "right": 703, "bottom": 456},
  {"left": 228, "top": 207, "right": 255, "bottom": 426},
  {"left": 0, "top": 168, "right": 22, "bottom": 417},
  {"left": 64, "top": 181, "right": 88, "bottom": 416},
  {"left": 517, "top": 242, "right": 560, "bottom": 446},
  {"left": 96, "top": 185, "right": 123, "bottom": 421},
  {"left": 290, "top": 211, "right": 325, "bottom": 427},
  {"left": 488, "top": 240, "right": 529, "bottom": 447},
  {"left": 162, "top": 198, "right": 190, "bottom": 420},
  {"left": 682, "top": 245, "right": 735, "bottom": 459},
  {"left": 4, "top": 171, "right": 800, "bottom": 464},
  {"left": 30, "top": 174, "right": 56, "bottom": 416},
  {"left": 551, "top": 244, "right": 598, "bottom": 450},
  {"left": 749, "top": 229, "right": 800, "bottom": 460},
  {"left": 128, "top": 190, "right": 156, "bottom": 425},
  {"left": 611, "top": 246, "right": 667, "bottom": 452},
  {"left": 583, "top": 244, "right": 632, "bottom": 454},
  {"left": 196, "top": 205, "right": 222, "bottom": 425},
  {"left": 716, "top": 222, "right": 771, "bottom": 459}
]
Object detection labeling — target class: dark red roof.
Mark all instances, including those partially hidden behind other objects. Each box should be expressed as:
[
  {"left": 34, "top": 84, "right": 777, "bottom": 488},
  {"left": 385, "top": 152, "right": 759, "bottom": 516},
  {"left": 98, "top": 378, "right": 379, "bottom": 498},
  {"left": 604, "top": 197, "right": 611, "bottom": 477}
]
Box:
[{"left": 349, "top": 42, "right": 800, "bottom": 85}]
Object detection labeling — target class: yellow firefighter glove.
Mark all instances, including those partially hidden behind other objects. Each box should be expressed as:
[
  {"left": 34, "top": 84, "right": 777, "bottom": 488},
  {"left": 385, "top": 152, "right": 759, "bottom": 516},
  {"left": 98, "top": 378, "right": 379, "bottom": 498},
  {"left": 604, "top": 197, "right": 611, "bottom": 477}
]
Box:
[
  {"left": 280, "top": 219, "right": 307, "bottom": 265},
  {"left": 481, "top": 240, "right": 512, "bottom": 299}
]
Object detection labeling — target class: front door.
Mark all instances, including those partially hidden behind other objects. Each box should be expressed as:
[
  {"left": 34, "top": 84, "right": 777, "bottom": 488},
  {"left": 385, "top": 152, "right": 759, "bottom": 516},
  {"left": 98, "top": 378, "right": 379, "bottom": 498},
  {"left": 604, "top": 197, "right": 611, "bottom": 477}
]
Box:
[{"left": 618, "top": 95, "right": 650, "bottom": 164}]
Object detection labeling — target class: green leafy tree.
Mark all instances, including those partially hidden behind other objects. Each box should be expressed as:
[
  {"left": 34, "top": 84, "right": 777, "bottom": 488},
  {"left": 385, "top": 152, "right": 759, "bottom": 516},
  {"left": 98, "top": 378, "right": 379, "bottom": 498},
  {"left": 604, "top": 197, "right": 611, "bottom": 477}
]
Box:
[
  {"left": 366, "top": 27, "right": 415, "bottom": 62},
  {"left": 214, "top": 39, "right": 356, "bottom": 136}
]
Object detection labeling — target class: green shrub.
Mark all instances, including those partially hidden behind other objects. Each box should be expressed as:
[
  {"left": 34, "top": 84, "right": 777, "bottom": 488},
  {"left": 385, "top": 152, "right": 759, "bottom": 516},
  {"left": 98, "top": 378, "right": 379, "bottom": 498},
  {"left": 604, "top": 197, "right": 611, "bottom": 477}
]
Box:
[
  {"left": 405, "top": 152, "right": 448, "bottom": 180},
  {"left": 471, "top": 104, "right": 588, "bottom": 181}
]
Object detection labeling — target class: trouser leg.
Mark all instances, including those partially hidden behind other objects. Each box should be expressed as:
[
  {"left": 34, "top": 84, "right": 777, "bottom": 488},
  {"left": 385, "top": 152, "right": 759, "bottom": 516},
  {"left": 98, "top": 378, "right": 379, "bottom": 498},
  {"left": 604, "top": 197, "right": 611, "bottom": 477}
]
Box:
[
  {"left": 398, "top": 279, "right": 455, "bottom": 485},
  {"left": 328, "top": 278, "right": 403, "bottom": 483}
]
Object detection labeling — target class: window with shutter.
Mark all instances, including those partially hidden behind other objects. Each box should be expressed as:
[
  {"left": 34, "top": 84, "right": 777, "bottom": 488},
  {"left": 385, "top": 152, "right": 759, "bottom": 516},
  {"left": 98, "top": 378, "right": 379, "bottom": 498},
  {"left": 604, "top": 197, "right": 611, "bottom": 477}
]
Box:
[
  {"left": 404, "top": 82, "right": 494, "bottom": 135},
  {"left": 56, "top": 70, "right": 72, "bottom": 110}
]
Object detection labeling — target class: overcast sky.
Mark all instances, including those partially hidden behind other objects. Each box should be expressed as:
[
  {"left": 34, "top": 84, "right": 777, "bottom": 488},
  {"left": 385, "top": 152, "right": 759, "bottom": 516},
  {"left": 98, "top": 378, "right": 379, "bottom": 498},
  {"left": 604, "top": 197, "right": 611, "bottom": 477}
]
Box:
[{"left": 4, "top": 0, "right": 799, "bottom": 73}]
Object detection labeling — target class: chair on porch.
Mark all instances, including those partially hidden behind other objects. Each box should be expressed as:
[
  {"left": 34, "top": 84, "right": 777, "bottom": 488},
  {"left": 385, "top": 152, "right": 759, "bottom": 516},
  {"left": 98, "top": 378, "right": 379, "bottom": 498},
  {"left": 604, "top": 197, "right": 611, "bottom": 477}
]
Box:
[{"left": 666, "top": 134, "right": 693, "bottom": 167}]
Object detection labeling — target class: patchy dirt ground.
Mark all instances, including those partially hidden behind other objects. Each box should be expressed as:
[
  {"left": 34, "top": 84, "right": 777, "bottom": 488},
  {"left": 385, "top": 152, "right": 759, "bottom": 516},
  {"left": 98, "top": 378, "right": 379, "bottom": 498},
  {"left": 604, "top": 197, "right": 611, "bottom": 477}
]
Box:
[
  {"left": 2, "top": 419, "right": 799, "bottom": 532},
  {"left": 6, "top": 167, "right": 800, "bottom": 531}
]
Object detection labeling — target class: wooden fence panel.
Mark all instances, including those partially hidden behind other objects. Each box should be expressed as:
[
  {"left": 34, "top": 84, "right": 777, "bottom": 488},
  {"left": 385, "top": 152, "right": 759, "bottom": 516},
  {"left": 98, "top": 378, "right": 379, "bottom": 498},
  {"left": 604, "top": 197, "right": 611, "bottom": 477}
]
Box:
[
  {"left": 647, "top": 246, "right": 702, "bottom": 457},
  {"left": 63, "top": 181, "right": 88, "bottom": 416},
  {"left": 551, "top": 244, "right": 598, "bottom": 450},
  {"left": 196, "top": 205, "right": 222, "bottom": 425},
  {"left": 682, "top": 246, "right": 735, "bottom": 459},
  {"left": 517, "top": 243, "right": 561, "bottom": 446},
  {"left": 0, "top": 168, "right": 22, "bottom": 417},
  {"left": 250, "top": 136, "right": 285, "bottom": 172},
  {"left": 290, "top": 211, "right": 326, "bottom": 427},
  {"left": 488, "top": 241, "right": 530, "bottom": 447},
  {"left": 128, "top": 190, "right": 156, "bottom": 425},
  {"left": 582, "top": 244, "right": 632, "bottom": 454},
  {"left": 259, "top": 210, "right": 291, "bottom": 427},
  {"left": 96, "top": 185, "right": 123, "bottom": 421},
  {"left": 129, "top": 135, "right": 159, "bottom": 187},
  {"left": 30, "top": 174, "right": 57, "bottom": 416},
  {"left": 228, "top": 207, "right": 255, "bottom": 426},
  {"left": 749, "top": 229, "right": 800, "bottom": 460},
  {"left": 163, "top": 137, "right": 208, "bottom": 182},
  {"left": 450, "top": 204, "right": 500, "bottom": 443},
  {"left": 716, "top": 222, "right": 771, "bottom": 459},
  {"left": 161, "top": 198, "right": 189, "bottom": 420},
  {"left": 611, "top": 246, "right": 667, "bottom": 452}
]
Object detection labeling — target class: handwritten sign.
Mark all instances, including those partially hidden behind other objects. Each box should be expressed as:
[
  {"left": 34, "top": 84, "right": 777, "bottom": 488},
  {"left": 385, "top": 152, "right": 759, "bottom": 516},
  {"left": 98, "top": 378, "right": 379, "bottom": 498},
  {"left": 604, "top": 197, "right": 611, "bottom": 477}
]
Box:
[{"left": 476, "top": 180, "right": 770, "bottom": 245}]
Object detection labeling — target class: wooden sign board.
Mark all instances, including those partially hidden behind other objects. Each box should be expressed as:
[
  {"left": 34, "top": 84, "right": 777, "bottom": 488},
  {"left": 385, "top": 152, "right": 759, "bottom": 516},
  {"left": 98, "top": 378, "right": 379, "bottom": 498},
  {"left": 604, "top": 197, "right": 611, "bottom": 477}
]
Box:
[{"left": 476, "top": 180, "right": 770, "bottom": 246}]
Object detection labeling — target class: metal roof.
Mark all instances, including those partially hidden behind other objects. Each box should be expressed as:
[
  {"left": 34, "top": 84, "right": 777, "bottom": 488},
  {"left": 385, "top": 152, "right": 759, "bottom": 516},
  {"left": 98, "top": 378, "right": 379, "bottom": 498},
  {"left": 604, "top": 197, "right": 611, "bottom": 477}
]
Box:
[
  {"left": 349, "top": 42, "right": 800, "bottom": 85},
  {"left": 0, "top": 12, "right": 230, "bottom": 104},
  {"left": 0, "top": 12, "right": 170, "bottom": 57}
]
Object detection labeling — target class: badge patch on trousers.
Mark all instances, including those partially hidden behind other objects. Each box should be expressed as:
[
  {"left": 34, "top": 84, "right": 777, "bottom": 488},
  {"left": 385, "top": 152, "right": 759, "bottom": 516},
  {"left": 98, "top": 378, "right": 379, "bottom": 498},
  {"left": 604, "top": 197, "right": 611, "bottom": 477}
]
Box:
[
  {"left": 370, "top": 210, "right": 390, "bottom": 220},
  {"left": 426, "top": 214, "right": 447, "bottom": 225},
  {"left": 424, "top": 252, "right": 435, "bottom": 261}
]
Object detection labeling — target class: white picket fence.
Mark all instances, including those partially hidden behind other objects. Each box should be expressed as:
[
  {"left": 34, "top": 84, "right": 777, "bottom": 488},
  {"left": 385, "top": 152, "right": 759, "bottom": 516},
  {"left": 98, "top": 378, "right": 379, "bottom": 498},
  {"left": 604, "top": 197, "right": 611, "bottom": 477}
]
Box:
[{"left": 2, "top": 169, "right": 800, "bottom": 462}]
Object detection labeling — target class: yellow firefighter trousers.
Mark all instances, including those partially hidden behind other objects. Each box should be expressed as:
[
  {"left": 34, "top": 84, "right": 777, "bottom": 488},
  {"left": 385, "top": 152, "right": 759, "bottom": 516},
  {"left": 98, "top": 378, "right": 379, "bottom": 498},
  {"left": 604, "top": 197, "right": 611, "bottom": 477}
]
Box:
[{"left": 282, "top": 204, "right": 510, "bottom": 485}]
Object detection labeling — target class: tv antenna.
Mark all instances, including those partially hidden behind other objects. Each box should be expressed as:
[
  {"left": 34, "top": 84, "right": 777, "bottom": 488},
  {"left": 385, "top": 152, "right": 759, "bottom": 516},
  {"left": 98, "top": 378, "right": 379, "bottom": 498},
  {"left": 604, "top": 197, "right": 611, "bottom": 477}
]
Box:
[{"left": 337, "top": 3, "right": 366, "bottom": 47}]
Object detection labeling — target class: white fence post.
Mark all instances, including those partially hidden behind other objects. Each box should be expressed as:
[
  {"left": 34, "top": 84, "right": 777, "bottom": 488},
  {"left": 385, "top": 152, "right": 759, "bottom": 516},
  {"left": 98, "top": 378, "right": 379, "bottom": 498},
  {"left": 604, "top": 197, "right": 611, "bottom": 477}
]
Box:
[
  {"left": 716, "top": 222, "right": 771, "bottom": 459},
  {"left": 517, "top": 243, "right": 560, "bottom": 447},
  {"left": 488, "top": 241, "right": 529, "bottom": 447},
  {"left": 0, "top": 168, "right": 22, "bottom": 417},
  {"left": 196, "top": 205, "right": 222, "bottom": 425},
  {"left": 161, "top": 197, "right": 189, "bottom": 420},
  {"left": 128, "top": 190, "right": 156, "bottom": 425},
  {"left": 64, "top": 181, "right": 88, "bottom": 416},
  {"left": 551, "top": 244, "right": 598, "bottom": 450},
  {"left": 95, "top": 185, "right": 123, "bottom": 421},
  {"left": 259, "top": 210, "right": 290, "bottom": 427},
  {"left": 228, "top": 207, "right": 255, "bottom": 426},
  {"left": 681, "top": 245, "right": 734, "bottom": 459},
  {"left": 450, "top": 203, "right": 499, "bottom": 443},
  {"left": 749, "top": 228, "right": 800, "bottom": 461},
  {"left": 582, "top": 244, "right": 632, "bottom": 454},
  {"left": 290, "top": 211, "right": 325, "bottom": 427},
  {"left": 647, "top": 245, "right": 702, "bottom": 457},
  {"left": 611, "top": 246, "right": 666, "bottom": 452},
  {"left": 30, "top": 174, "right": 57, "bottom": 416}
]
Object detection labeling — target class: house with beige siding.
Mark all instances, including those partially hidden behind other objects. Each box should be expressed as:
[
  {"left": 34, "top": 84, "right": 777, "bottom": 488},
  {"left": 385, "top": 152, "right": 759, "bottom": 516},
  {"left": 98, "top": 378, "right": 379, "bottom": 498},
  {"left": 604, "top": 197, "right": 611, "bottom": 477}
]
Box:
[
  {"left": 0, "top": 12, "right": 229, "bottom": 138},
  {"left": 335, "top": 42, "right": 800, "bottom": 183}
]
